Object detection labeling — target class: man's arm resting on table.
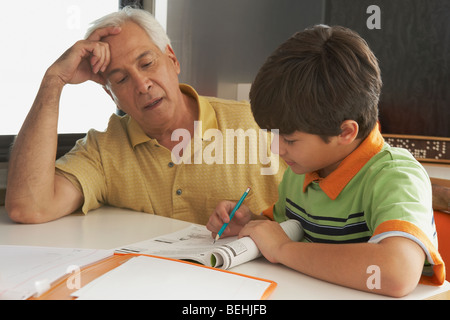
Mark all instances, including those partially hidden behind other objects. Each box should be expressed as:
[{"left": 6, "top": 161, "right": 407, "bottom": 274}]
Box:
[
  {"left": 5, "top": 27, "right": 120, "bottom": 224},
  {"left": 6, "top": 174, "right": 84, "bottom": 224},
  {"left": 5, "top": 74, "right": 83, "bottom": 224},
  {"left": 240, "top": 220, "right": 425, "bottom": 298}
]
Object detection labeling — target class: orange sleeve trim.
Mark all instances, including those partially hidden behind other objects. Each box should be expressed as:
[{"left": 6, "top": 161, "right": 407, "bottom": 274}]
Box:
[
  {"left": 262, "top": 205, "right": 275, "bottom": 220},
  {"left": 371, "top": 220, "right": 446, "bottom": 286}
]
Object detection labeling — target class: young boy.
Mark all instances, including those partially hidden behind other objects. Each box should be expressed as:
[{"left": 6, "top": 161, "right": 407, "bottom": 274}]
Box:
[{"left": 206, "top": 25, "right": 445, "bottom": 297}]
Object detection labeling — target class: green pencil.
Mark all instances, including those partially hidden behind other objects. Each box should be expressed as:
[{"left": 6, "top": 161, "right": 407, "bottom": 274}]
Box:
[{"left": 214, "top": 187, "right": 251, "bottom": 243}]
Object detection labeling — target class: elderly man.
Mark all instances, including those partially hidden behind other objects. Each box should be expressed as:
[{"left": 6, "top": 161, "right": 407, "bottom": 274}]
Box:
[{"left": 6, "top": 7, "right": 285, "bottom": 224}]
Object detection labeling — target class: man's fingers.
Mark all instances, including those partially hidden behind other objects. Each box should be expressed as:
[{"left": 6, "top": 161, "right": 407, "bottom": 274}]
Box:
[
  {"left": 101, "top": 43, "right": 111, "bottom": 73},
  {"left": 87, "top": 26, "right": 121, "bottom": 41},
  {"left": 87, "top": 41, "right": 110, "bottom": 74}
]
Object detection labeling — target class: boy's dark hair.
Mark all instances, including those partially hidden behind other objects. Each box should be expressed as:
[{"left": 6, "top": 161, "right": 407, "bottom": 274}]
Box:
[{"left": 249, "top": 25, "right": 382, "bottom": 141}]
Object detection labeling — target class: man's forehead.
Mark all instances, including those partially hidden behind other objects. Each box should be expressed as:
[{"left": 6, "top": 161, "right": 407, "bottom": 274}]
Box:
[
  {"left": 100, "top": 21, "right": 156, "bottom": 49},
  {"left": 105, "top": 50, "right": 158, "bottom": 78}
]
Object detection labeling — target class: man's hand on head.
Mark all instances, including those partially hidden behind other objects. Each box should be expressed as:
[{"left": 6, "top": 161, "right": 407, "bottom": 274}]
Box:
[{"left": 46, "top": 26, "right": 121, "bottom": 86}]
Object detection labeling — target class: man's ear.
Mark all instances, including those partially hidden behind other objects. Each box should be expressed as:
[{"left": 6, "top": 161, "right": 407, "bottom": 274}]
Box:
[
  {"left": 102, "top": 85, "right": 122, "bottom": 111},
  {"left": 165, "top": 45, "right": 180, "bottom": 75},
  {"left": 103, "top": 85, "right": 115, "bottom": 101},
  {"left": 338, "top": 120, "right": 359, "bottom": 145}
]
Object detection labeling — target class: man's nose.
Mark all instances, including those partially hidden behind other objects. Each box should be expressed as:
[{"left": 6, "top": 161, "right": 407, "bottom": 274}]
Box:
[{"left": 134, "top": 72, "right": 152, "bottom": 94}]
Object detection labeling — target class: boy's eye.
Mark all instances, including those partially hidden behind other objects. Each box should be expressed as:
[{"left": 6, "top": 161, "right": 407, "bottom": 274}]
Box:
[{"left": 284, "top": 138, "right": 295, "bottom": 145}]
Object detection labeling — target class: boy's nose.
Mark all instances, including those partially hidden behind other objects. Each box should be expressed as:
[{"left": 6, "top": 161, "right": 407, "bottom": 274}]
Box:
[{"left": 271, "top": 135, "right": 283, "bottom": 155}]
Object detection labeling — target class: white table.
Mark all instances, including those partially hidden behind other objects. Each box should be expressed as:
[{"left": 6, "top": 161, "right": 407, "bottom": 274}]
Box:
[{"left": 1, "top": 206, "right": 448, "bottom": 300}]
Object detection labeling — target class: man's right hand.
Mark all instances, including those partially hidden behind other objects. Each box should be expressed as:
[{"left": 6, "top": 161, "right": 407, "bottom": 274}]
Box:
[{"left": 46, "top": 26, "right": 121, "bottom": 86}]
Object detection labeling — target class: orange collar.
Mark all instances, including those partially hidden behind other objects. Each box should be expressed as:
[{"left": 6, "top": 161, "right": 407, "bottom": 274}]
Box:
[{"left": 303, "top": 126, "right": 385, "bottom": 200}]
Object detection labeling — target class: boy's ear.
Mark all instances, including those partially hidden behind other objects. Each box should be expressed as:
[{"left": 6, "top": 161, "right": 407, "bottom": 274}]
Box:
[{"left": 338, "top": 120, "right": 359, "bottom": 145}]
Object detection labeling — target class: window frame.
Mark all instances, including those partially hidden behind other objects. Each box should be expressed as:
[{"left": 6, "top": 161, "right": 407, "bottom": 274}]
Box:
[
  {"left": 0, "top": 134, "right": 87, "bottom": 163},
  {"left": 0, "top": 1, "right": 146, "bottom": 163}
]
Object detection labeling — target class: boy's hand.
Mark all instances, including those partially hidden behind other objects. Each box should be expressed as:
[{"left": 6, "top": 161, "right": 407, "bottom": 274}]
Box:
[
  {"left": 206, "top": 201, "right": 253, "bottom": 239},
  {"left": 239, "top": 220, "right": 292, "bottom": 264}
]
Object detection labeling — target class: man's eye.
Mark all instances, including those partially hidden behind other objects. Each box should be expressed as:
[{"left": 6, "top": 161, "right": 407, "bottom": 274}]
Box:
[{"left": 117, "top": 76, "right": 127, "bottom": 84}]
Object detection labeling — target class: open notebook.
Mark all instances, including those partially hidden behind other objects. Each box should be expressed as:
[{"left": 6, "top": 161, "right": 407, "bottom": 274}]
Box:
[{"left": 115, "top": 219, "right": 304, "bottom": 270}]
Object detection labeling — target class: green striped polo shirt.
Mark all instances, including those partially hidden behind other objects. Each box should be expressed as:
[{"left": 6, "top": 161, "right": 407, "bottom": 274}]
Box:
[{"left": 265, "top": 128, "right": 445, "bottom": 285}]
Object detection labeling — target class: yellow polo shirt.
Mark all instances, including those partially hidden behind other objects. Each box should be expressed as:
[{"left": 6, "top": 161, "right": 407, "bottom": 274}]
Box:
[{"left": 56, "top": 85, "right": 286, "bottom": 225}]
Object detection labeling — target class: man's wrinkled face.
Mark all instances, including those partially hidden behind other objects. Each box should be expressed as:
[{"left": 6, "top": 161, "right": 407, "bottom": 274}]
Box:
[{"left": 101, "top": 21, "right": 181, "bottom": 130}]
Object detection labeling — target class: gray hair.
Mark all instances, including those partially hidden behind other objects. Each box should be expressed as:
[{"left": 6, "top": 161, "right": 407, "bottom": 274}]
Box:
[{"left": 85, "top": 6, "right": 171, "bottom": 52}]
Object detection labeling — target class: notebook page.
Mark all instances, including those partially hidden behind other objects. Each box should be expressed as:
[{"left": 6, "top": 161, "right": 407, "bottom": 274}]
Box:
[{"left": 72, "top": 255, "right": 274, "bottom": 300}]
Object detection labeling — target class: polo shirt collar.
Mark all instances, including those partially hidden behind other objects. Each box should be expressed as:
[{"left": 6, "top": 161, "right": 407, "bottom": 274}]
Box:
[
  {"left": 303, "top": 125, "right": 385, "bottom": 200},
  {"left": 127, "top": 84, "right": 218, "bottom": 148},
  {"left": 128, "top": 116, "right": 150, "bottom": 147}
]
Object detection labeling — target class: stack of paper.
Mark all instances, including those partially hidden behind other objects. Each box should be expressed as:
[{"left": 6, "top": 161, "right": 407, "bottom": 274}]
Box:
[{"left": 0, "top": 245, "right": 113, "bottom": 300}]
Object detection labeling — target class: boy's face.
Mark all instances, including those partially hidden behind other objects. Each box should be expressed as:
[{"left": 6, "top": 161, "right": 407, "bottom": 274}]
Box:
[{"left": 274, "top": 131, "right": 348, "bottom": 178}]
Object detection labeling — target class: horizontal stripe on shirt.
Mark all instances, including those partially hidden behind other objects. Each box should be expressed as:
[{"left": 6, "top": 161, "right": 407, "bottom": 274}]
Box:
[{"left": 285, "top": 198, "right": 371, "bottom": 244}]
